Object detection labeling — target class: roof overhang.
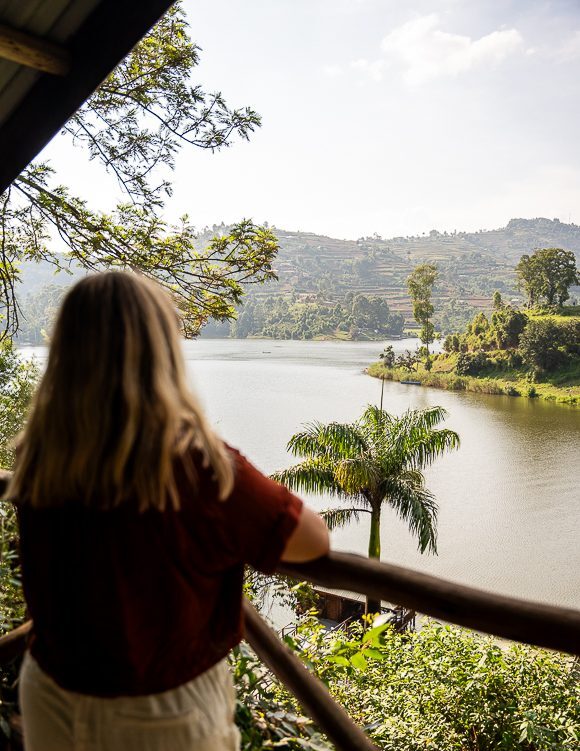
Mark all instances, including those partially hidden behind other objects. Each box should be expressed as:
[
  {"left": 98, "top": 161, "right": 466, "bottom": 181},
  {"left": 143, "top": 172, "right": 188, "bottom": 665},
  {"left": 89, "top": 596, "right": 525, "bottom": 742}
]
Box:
[{"left": 0, "top": 0, "right": 175, "bottom": 194}]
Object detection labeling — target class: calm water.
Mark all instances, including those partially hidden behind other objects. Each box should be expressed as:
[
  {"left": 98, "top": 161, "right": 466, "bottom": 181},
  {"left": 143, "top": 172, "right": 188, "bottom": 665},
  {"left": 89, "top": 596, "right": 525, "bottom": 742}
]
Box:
[{"left": 22, "top": 340, "right": 580, "bottom": 610}]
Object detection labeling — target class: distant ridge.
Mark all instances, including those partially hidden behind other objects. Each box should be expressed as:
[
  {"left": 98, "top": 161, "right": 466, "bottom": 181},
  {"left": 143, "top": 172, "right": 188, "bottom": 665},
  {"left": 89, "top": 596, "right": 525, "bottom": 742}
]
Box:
[
  {"left": 250, "top": 217, "right": 580, "bottom": 318},
  {"left": 15, "top": 218, "right": 580, "bottom": 339}
]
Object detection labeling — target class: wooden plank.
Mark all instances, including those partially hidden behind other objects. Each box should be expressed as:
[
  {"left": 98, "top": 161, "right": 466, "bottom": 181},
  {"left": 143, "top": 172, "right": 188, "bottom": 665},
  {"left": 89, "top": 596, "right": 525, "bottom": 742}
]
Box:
[
  {"left": 243, "top": 600, "right": 378, "bottom": 751},
  {"left": 278, "top": 552, "right": 580, "bottom": 656},
  {"left": 0, "top": 24, "right": 70, "bottom": 75}
]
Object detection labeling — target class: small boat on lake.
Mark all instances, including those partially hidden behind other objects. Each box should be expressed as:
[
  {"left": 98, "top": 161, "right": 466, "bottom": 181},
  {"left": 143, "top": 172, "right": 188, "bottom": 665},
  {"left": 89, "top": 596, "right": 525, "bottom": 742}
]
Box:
[{"left": 400, "top": 379, "right": 421, "bottom": 385}]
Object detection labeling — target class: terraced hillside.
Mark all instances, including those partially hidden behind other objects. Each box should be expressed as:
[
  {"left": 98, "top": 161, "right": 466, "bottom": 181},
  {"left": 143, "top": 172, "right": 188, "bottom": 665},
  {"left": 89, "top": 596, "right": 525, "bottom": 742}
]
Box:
[
  {"left": 256, "top": 217, "right": 580, "bottom": 323},
  {"left": 14, "top": 217, "right": 580, "bottom": 341}
]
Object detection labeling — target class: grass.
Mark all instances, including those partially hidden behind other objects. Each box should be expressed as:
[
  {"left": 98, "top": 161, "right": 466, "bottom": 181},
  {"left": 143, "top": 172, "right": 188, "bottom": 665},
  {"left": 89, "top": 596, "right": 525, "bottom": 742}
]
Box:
[{"left": 367, "top": 360, "right": 580, "bottom": 406}]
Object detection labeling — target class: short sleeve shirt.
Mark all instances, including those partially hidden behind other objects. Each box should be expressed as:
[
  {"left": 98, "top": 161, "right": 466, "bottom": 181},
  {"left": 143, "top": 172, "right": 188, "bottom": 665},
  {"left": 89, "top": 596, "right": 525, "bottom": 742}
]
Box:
[{"left": 17, "top": 445, "right": 303, "bottom": 697}]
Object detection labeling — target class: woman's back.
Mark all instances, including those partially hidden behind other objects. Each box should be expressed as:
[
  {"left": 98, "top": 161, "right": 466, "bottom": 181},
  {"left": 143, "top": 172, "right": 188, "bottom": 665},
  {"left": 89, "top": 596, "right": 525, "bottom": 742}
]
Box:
[{"left": 18, "top": 446, "right": 302, "bottom": 696}]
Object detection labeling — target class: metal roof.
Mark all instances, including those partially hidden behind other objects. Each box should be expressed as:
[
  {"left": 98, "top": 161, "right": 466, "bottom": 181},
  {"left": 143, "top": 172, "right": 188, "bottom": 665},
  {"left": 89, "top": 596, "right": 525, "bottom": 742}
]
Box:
[{"left": 0, "top": 0, "right": 175, "bottom": 193}]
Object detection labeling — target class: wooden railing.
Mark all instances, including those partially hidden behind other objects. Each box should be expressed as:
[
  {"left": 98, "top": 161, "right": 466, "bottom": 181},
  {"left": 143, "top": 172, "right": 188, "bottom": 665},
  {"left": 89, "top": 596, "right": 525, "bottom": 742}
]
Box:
[
  {"left": 0, "top": 485, "right": 579, "bottom": 750},
  {"left": 1, "top": 553, "right": 579, "bottom": 751}
]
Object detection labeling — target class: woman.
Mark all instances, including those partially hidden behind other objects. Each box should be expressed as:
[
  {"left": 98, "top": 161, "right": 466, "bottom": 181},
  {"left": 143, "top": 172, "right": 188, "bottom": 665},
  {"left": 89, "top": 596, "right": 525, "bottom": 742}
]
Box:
[{"left": 8, "top": 272, "right": 329, "bottom": 751}]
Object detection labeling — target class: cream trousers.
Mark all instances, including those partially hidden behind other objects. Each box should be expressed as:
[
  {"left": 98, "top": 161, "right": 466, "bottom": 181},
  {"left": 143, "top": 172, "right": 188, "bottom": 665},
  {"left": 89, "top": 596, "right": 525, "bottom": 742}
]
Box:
[{"left": 19, "top": 652, "right": 241, "bottom": 751}]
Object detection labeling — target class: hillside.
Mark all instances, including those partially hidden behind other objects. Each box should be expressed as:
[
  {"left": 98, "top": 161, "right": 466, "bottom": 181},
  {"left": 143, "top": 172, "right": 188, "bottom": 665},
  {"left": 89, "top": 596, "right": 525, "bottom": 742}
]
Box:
[
  {"left": 266, "top": 217, "right": 580, "bottom": 315},
  {"left": 201, "top": 217, "right": 580, "bottom": 337},
  {"left": 14, "top": 217, "right": 580, "bottom": 342}
]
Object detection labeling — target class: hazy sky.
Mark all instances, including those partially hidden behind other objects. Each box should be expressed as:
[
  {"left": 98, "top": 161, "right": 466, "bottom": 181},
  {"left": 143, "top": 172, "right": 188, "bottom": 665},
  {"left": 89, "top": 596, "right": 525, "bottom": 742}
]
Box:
[{"left": 43, "top": 0, "right": 580, "bottom": 239}]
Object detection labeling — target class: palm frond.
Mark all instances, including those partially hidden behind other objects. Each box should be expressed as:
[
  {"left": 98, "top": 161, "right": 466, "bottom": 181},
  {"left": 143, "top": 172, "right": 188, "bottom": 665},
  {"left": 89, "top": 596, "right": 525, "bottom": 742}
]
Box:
[
  {"left": 287, "top": 421, "right": 367, "bottom": 460},
  {"left": 271, "top": 459, "right": 344, "bottom": 496},
  {"left": 320, "top": 506, "right": 370, "bottom": 531},
  {"left": 394, "top": 406, "right": 448, "bottom": 439},
  {"left": 405, "top": 428, "right": 460, "bottom": 469},
  {"left": 334, "top": 458, "right": 378, "bottom": 495},
  {"left": 382, "top": 474, "right": 438, "bottom": 554}
]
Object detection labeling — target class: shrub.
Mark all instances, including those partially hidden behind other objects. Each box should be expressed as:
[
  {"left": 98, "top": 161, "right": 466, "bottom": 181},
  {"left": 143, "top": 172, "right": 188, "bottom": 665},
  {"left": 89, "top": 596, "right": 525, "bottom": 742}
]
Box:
[
  {"left": 236, "top": 617, "right": 580, "bottom": 751},
  {"left": 520, "top": 320, "right": 569, "bottom": 373},
  {"left": 455, "top": 351, "right": 489, "bottom": 376}
]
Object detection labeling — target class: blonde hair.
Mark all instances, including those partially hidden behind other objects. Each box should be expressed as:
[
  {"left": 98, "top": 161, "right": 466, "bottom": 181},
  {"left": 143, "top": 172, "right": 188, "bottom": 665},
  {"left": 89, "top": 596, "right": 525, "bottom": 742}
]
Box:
[{"left": 8, "top": 272, "right": 233, "bottom": 511}]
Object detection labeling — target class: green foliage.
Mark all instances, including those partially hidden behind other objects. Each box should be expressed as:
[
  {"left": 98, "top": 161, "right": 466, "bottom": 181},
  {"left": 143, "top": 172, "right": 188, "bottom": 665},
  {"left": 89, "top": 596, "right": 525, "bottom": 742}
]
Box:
[
  {"left": 491, "top": 308, "right": 529, "bottom": 349},
  {"left": 379, "top": 345, "right": 396, "bottom": 368},
  {"left": 0, "top": 342, "right": 36, "bottom": 640},
  {"left": 519, "top": 319, "right": 580, "bottom": 375},
  {"left": 444, "top": 308, "right": 530, "bottom": 355},
  {"left": 455, "top": 351, "right": 490, "bottom": 376},
  {"left": 407, "top": 264, "right": 438, "bottom": 353},
  {"left": 1, "top": 2, "right": 276, "bottom": 337},
  {"left": 516, "top": 248, "right": 579, "bottom": 308},
  {"left": 395, "top": 349, "right": 420, "bottom": 371},
  {"left": 235, "top": 617, "right": 579, "bottom": 751},
  {"left": 231, "top": 641, "right": 331, "bottom": 751},
  {"left": 0, "top": 342, "right": 38, "bottom": 470},
  {"left": 202, "top": 292, "right": 405, "bottom": 340}
]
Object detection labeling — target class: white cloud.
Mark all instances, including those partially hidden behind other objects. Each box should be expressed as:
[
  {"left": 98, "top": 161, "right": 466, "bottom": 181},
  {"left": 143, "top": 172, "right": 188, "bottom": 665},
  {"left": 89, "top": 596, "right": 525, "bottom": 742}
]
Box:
[{"left": 353, "top": 13, "right": 523, "bottom": 85}]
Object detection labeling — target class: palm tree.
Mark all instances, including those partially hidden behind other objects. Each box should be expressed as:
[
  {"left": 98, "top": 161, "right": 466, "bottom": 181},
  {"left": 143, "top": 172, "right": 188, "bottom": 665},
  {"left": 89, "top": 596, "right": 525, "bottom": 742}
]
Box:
[{"left": 272, "top": 405, "right": 459, "bottom": 613}]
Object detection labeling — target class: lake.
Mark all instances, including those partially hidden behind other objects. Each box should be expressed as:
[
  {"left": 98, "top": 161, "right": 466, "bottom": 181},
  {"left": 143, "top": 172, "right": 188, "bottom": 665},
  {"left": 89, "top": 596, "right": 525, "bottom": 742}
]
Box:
[
  {"left": 184, "top": 338, "right": 580, "bottom": 612},
  {"left": 21, "top": 339, "right": 580, "bottom": 610}
]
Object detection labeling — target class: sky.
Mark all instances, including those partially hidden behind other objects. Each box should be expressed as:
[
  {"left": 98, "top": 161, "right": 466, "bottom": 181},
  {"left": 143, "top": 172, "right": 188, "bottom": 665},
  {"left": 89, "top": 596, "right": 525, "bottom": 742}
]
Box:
[{"left": 42, "top": 0, "right": 580, "bottom": 240}]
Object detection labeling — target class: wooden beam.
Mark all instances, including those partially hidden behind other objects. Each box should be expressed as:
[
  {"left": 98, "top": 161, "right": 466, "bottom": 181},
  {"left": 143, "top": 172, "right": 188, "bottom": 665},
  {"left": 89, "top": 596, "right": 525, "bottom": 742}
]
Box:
[
  {"left": 243, "top": 600, "right": 378, "bottom": 751},
  {"left": 278, "top": 552, "right": 580, "bottom": 656},
  {"left": 0, "top": 24, "right": 70, "bottom": 76}
]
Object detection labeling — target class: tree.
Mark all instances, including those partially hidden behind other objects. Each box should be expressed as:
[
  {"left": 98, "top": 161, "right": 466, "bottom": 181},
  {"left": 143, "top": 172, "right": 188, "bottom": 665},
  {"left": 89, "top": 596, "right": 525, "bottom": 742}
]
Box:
[
  {"left": 516, "top": 248, "right": 579, "bottom": 308},
  {"left": 0, "top": 3, "right": 278, "bottom": 337},
  {"left": 407, "top": 264, "right": 438, "bottom": 355},
  {"left": 519, "top": 320, "right": 568, "bottom": 374},
  {"left": 379, "top": 345, "right": 395, "bottom": 368},
  {"left": 492, "top": 291, "right": 504, "bottom": 310},
  {"left": 490, "top": 307, "right": 528, "bottom": 349},
  {"left": 271, "top": 405, "right": 459, "bottom": 613}
]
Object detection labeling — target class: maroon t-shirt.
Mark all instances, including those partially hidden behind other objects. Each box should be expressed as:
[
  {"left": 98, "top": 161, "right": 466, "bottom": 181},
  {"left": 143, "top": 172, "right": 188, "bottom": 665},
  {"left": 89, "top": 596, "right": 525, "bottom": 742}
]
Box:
[{"left": 17, "top": 446, "right": 302, "bottom": 697}]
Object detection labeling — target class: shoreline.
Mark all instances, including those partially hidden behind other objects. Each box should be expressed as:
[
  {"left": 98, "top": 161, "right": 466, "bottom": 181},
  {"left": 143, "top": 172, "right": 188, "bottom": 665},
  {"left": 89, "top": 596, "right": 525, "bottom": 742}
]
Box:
[{"left": 367, "top": 363, "right": 580, "bottom": 407}]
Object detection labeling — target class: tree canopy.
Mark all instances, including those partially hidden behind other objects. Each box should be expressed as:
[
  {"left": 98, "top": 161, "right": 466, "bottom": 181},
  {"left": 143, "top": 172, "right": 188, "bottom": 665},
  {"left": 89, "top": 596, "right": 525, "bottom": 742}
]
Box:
[
  {"left": 407, "top": 263, "right": 438, "bottom": 354},
  {"left": 515, "top": 248, "right": 578, "bottom": 308},
  {"left": 0, "top": 3, "right": 278, "bottom": 337}
]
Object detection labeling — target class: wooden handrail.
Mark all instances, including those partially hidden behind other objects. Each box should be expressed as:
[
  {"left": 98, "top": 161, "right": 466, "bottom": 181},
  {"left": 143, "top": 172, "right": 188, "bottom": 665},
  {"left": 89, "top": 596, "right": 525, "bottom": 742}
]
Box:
[
  {"left": 243, "top": 600, "right": 378, "bottom": 751},
  {"left": 278, "top": 552, "right": 580, "bottom": 656}
]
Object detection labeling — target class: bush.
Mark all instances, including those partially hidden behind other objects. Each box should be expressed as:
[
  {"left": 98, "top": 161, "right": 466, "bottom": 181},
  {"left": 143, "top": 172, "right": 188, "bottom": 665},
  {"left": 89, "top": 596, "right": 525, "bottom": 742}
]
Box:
[
  {"left": 235, "top": 617, "right": 580, "bottom": 751},
  {"left": 520, "top": 320, "right": 570, "bottom": 373},
  {"left": 455, "top": 351, "right": 489, "bottom": 376}
]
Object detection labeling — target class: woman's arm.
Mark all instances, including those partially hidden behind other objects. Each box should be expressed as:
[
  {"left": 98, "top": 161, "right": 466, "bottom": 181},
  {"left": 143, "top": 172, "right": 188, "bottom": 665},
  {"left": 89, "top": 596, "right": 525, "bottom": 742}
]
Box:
[{"left": 280, "top": 506, "right": 329, "bottom": 563}]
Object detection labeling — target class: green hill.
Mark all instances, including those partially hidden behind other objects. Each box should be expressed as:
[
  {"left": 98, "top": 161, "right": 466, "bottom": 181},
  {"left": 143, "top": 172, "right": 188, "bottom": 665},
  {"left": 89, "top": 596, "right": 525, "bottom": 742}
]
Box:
[
  {"left": 14, "top": 217, "right": 580, "bottom": 342},
  {"left": 202, "top": 217, "right": 580, "bottom": 338}
]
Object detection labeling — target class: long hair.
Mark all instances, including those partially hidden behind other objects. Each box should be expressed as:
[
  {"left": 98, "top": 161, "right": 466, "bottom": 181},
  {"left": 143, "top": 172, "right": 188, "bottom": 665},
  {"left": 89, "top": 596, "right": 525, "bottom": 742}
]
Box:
[{"left": 8, "top": 272, "right": 233, "bottom": 511}]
